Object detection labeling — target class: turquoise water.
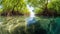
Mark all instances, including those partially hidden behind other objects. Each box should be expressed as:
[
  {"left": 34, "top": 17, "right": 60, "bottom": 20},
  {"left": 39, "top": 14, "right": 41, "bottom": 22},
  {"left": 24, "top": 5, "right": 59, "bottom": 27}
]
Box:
[{"left": 26, "top": 16, "right": 60, "bottom": 34}]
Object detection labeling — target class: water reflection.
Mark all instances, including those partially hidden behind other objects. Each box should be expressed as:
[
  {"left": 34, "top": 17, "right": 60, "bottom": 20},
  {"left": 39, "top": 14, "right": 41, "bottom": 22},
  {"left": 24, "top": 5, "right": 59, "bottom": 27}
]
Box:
[
  {"left": 26, "top": 17, "right": 48, "bottom": 34},
  {"left": 0, "top": 16, "right": 60, "bottom": 34},
  {"left": 26, "top": 17, "right": 36, "bottom": 26},
  {"left": 26, "top": 16, "right": 60, "bottom": 34}
]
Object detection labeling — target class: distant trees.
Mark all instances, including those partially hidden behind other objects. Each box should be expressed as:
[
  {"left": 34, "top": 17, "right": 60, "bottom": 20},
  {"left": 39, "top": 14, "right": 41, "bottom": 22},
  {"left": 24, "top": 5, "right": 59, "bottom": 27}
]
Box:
[
  {"left": 48, "top": 0, "right": 60, "bottom": 16},
  {"left": 27, "top": 0, "right": 60, "bottom": 17},
  {"left": 27, "top": 0, "right": 49, "bottom": 13},
  {"left": 0, "top": 0, "right": 60, "bottom": 16},
  {"left": 0, "top": 0, "right": 29, "bottom": 16}
]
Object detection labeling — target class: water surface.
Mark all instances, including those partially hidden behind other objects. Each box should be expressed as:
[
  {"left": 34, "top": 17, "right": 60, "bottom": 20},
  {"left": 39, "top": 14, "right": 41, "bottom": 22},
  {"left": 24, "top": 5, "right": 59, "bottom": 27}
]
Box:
[{"left": 0, "top": 16, "right": 60, "bottom": 34}]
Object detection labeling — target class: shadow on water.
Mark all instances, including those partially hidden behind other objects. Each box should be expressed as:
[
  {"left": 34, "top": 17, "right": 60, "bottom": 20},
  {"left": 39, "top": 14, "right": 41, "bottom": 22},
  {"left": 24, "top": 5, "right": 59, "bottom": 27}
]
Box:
[
  {"left": 26, "top": 16, "right": 60, "bottom": 34},
  {"left": 26, "top": 17, "right": 47, "bottom": 34}
]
